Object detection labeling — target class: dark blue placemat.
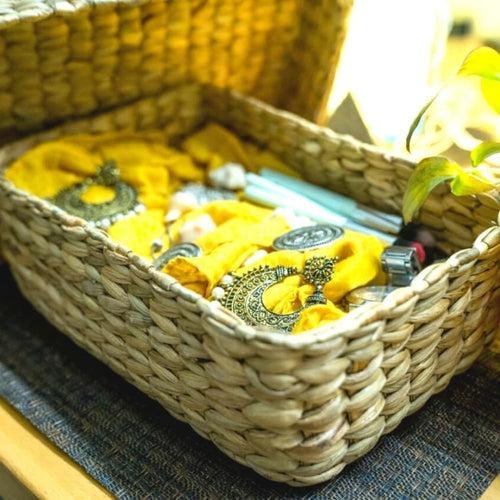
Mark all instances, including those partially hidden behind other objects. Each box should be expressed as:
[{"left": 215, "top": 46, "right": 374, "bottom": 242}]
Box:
[{"left": 0, "top": 265, "right": 499, "bottom": 499}]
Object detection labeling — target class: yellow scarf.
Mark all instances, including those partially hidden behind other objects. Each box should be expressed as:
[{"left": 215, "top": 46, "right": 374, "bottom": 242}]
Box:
[
  {"left": 5, "top": 125, "right": 296, "bottom": 259},
  {"left": 5, "top": 131, "right": 204, "bottom": 257},
  {"left": 164, "top": 202, "right": 386, "bottom": 333},
  {"left": 5, "top": 127, "right": 387, "bottom": 333}
]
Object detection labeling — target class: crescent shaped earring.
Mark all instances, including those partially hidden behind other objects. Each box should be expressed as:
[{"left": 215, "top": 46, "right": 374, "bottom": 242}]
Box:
[{"left": 215, "top": 255, "right": 337, "bottom": 333}]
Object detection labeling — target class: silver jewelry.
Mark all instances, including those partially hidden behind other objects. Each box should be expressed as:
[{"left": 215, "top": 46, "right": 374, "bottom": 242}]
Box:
[
  {"left": 381, "top": 246, "right": 421, "bottom": 286},
  {"left": 52, "top": 161, "right": 142, "bottom": 228},
  {"left": 152, "top": 242, "right": 202, "bottom": 270},
  {"left": 217, "top": 256, "right": 337, "bottom": 333},
  {"left": 272, "top": 224, "right": 344, "bottom": 252}
]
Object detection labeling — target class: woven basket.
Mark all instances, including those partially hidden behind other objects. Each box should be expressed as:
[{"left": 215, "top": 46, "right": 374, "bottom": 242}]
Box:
[
  {"left": 0, "top": 0, "right": 351, "bottom": 140},
  {"left": 0, "top": 84, "right": 498, "bottom": 486}
]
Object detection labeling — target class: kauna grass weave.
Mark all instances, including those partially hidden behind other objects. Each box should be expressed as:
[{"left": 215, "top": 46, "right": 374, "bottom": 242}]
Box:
[
  {"left": 0, "top": 84, "right": 499, "bottom": 486},
  {"left": 0, "top": 0, "right": 352, "bottom": 139}
]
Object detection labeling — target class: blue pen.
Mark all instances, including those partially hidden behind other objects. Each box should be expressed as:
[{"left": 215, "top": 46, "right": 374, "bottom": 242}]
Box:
[
  {"left": 260, "top": 168, "right": 402, "bottom": 233},
  {"left": 244, "top": 177, "right": 395, "bottom": 243}
]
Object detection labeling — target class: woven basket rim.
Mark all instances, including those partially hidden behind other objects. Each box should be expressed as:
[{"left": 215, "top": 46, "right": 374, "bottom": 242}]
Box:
[
  {"left": 0, "top": 0, "right": 149, "bottom": 28},
  {"left": 2, "top": 175, "right": 498, "bottom": 350},
  {"left": 0, "top": 85, "right": 498, "bottom": 349}
]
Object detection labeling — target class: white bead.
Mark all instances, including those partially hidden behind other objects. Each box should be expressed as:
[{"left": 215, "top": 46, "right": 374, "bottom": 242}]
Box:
[
  {"left": 269, "top": 207, "right": 312, "bottom": 229},
  {"left": 179, "top": 214, "right": 216, "bottom": 243},
  {"left": 212, "top": 287, "right": 225, "bottom": 299},
  {"left": 100, "top": 218, "right": 111, "bottom": 229},
  {"left": 243, "top": 249, "right": 268, "bottom": 266},
  {"left": 208, "top": 163, "right": 246, "bottom": 191},
  {"left": 221, "top": 274, "right": 233, "bottom": 285},
  {"left": 165, "top": 192, "right": 199, "bottom": 222}
]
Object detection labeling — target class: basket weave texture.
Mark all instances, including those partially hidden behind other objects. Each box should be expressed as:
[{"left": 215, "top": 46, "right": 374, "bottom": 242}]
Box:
[
  {"left": 0, "top": 84, "right": 498, "bottom": 486},
  {"left": 0, "top": 0, "right": 351, "bottom": 138}
]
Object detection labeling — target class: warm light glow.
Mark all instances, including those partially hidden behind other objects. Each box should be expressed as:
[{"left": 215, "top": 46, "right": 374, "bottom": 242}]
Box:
[{"left": 328, "top": 0, "right": 450, "bottom": 149}]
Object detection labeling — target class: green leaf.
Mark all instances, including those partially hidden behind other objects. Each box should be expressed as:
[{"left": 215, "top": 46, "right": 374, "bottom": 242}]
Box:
[
  {"left": 481, "top": 78, "right": 500, "bottom": 113},
  {"left": 458, "top": 46, "right": 500, "bottom": 80},
  {"left": 405, "top": 95, "right": 438, "bottom": 152},
  {"left": 406, "top": 47, "right": 500, "bottom": 152},
  {"left": 450, "top": 169, "right": 496, "bottom": 196},
  {"left": 403, "top": 157, "right": 457, "bottom": 222},
  {"left": 402, "top": 156, "right": 496, "bottom": 223},
  {"left": 470, "top": 141, "right": 500, "bottom": 166}
]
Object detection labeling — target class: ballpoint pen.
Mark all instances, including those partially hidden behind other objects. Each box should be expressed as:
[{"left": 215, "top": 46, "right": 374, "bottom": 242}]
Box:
[
  {"left": 259, "top": 168, "right": 402, "bottom": 234},
  {"left": 244, "top": 174, "right": 396, "bottom": 243}
]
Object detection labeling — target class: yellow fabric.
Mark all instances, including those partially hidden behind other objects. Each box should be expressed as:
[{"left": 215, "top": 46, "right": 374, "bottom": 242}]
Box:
[
  {"left": 5, "top": 126, "right": 385, "bottom": 333},
  {"left": 181, "top": 122, "right": 300, "bottom": 177},
  {"left": 292, "top": 303, "right": 346, "bottom": 333},
  {"left": 228, "top": 230, "right": 387, "bottom": 333},
  {"left": 165, "top": 211, "right": 386, "bottom": 333},
  {"left": 168, "top": 200, "right": 272, "bottom": 245},
  {"left": 108, "top": 210, "right": 169, "bottom": 259},
  {"left": 5, "top": 142, "right": 101, "bottom": 198},
  {"left": 5, "top": 132, "right": 203, "bottom": 259},
  {"left": 182, "top": 123, "right": 255, "bottom": 171},
  {"left": 164, "top": 205, "right": 290, "bottom": 296}
]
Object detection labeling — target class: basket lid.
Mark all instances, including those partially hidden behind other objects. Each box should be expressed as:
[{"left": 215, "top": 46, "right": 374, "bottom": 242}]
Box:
[{"left": 0, "top": 0, "right": 351, "bottom": 137}]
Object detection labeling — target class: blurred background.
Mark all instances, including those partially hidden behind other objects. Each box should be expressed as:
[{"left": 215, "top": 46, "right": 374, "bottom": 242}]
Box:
[{"left": 327, "top": 0, "right": 499, "bottom": 166}]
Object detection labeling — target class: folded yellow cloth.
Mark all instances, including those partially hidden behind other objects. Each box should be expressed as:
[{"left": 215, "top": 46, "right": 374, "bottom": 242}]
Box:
[
  {"left": 230, "top": 230, "right": 386, "bottom": 333},
  {"left": 168, "top": 199, "right": 272, "bottom": 246},
  {"left": 163, "top": 202, "right": 386, "bottom": 333},
  {"left": 164, "top": 201, "right": 290, "bottom": 296},
  {"left": 6, "top": 126, "right": 298, "bottom": 260},
  {"left": 181, "top": 122, "right": 300, "bottom": 177}
]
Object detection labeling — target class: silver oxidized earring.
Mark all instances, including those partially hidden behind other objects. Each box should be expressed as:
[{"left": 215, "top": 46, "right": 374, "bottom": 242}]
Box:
[
  {"left": 214, "top": 255, "right": 337, "bottom": 333},
  {"left": 52, "top": 160, "right": 144, "bottom": 229}
]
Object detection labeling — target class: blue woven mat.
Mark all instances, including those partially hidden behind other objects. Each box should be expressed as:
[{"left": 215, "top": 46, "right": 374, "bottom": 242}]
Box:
[{"left": 0, "top": 265, "right": 499, "bottom": 499}]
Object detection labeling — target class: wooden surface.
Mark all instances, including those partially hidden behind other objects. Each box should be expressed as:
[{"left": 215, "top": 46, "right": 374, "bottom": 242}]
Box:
[
  {"left": 0, "top": 398, "right": 112, "bottom": 500},
  {"left": 481, "top": 475, "right": 500, "bottom": 500}
]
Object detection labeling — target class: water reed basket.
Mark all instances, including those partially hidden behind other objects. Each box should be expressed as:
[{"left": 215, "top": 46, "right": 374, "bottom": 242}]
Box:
[
  {"left": 0, "top": 84, "right": 499, "bottom": 486},
  {"left": 0, "top": 0, "right": 352, "bottom": 140}
]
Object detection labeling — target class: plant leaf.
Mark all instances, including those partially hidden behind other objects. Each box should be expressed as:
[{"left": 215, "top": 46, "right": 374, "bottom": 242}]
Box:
[
  {"left": 402, "top": 157, "right": 457, "bottom": 222},
  {"left": 450, "top": 170, "right": 495, "bottom": 195},
  {"left": 406, "top": 47, "right": 500, "bottom": 152},
  {"left": 402, "top": 156, "right": 496, "bottom": 222},
  {"left": 480, "top": 78, "right": 500, "bottom": 113},
  {"left": 405, "top": 95, "right": 438, "bottom": 152},
  {"left": 458, "top": 46, "right": 500, "bottom": 80},
  {"left": 470, "top": 141, "right": 500, "bottom": 166}
]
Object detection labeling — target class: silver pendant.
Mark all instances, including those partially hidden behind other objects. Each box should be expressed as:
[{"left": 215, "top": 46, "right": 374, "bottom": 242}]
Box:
[
  {"left": 152, "top": 243, "right": 202, "bottom": 270},
  {"left": 272, "top": 224, "right": 344, "bottom": 251},
  {"left": 52, "top": 161, "right": 142, "bottom": 228}
]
